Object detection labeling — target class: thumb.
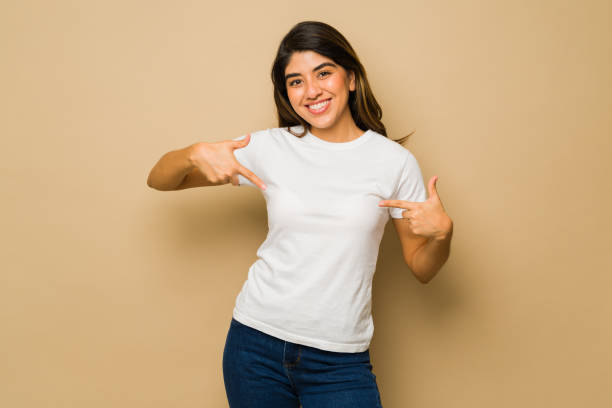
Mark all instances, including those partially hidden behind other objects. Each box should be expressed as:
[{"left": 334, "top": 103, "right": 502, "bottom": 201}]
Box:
[
  {"left": 427, "top": 175, "right": 440, "bottom": 200},
  {"left": 233, "top": 133, "right": 251, "bottom": 149}
]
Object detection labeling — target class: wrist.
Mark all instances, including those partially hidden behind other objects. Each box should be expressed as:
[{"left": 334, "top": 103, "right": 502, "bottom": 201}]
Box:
[
  {"left": 432, "top": 219, "right": 453, "bottom": 242},
  {"left": 186, "top": 142, "right": 204, "bottom": 169}
]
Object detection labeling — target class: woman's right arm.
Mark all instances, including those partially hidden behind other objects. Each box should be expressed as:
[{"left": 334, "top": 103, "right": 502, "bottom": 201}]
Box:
[
  {"left": 146, "top": 135, "right": 266, "bottom": 191},
  {"left": 146, "top": 143, "right": 206, "bottom": 191}
]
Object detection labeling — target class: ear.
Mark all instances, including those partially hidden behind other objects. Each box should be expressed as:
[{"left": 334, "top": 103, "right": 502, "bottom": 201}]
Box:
[{"left": 348, "top": 70, "right": 356, "bottom": 92}]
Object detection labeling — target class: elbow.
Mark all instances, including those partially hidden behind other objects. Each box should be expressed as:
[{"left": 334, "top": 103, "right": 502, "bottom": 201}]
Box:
[
  {"left": 404, "top": 259, "right": 426, "bottom": 284},
  {"left": 419, "top": 275, "right": 433, "bottom": 284},
  {"left": 405, "top": 260, "right": 434, "bottom": 284},
  {"left": 146, "top": 177, "right": 166, "bottom": 191},
  {"left": 416, "top": 268, "right": 438, "bottom": 284},
  {"left": 146, "top": 176, "right": 158, "bottom": 190},
  {"left": 415, "top": 270, "right": 433, "bottom": 284},
  {"left": 147, "top": 182, "right": 173, "bottom": 191},
  {"left": 146, "top": 172, "right": 170, "bottom": 191},
  {"left": 146, "top": 171, "right": 156, "bottom": 189}
]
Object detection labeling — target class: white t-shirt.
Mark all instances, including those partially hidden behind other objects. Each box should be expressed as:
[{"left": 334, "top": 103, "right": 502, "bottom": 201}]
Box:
[{"left": 230, "top": 125, "right": 426, "bottom": 352}]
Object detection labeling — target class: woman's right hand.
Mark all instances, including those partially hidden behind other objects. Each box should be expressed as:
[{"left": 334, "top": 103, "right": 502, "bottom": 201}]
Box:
[{"left": 189, "top": 133, "right": 267, "bottom": 190}]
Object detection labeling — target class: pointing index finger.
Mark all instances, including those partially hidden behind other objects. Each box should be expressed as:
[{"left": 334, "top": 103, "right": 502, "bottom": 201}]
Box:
[
  {"left": 378, "top": 200, "right": 416, "bottom": 209},
  {"left": 237, "top": 164, "right": 267, "bottom": 191}
]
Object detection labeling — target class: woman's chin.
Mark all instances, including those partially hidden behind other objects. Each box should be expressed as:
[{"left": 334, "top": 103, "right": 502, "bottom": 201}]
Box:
[{"left": 306, "top": 116, "right": 336, "bottom": 130}]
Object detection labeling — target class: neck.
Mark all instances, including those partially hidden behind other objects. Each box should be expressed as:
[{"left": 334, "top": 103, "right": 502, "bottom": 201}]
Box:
[{"left": 309, "top": 108, "right": 364, "bottom": 142}]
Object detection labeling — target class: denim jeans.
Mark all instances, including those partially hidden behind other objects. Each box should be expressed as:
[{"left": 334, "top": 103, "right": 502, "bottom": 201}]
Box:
[{"left": 223, "top": 317, "right": 383, "bottom": 407}]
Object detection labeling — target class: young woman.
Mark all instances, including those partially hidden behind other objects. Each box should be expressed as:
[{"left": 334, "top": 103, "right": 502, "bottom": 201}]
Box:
[{"left": 147, "top": 20, "right": 453, "bottom": 408}]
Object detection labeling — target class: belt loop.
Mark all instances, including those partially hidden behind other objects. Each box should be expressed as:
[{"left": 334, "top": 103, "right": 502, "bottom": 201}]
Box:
[{"left": 282, "top": 341, "right": 287, "bottom": 363}]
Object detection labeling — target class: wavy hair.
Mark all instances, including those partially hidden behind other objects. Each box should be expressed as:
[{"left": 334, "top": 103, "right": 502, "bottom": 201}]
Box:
[{"left": 270, "top": 21, "right": 414, "bottom": 144}]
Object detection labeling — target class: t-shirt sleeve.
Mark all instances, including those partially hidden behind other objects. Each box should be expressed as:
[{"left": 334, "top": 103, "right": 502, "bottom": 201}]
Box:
[
  {"left": 389, "top": 152, "right": 427, "bottom": 219},
  {"left": 231, "top": 133, "right": 259, "bottom": 188}
]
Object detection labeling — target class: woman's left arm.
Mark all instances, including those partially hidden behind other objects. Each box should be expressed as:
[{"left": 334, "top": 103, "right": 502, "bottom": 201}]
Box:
[{"left": 379, "top": 175, "right": 453, "bottom": 284}]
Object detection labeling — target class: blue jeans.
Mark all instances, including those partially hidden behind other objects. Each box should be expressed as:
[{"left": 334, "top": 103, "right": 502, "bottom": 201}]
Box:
[{"left": 223, "top": 318, "right": 383, "bottom": 407}]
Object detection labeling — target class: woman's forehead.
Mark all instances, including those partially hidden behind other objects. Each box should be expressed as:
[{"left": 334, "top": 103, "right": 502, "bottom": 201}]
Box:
[{"left": 285, "top": 51, "right": 334, "bottom": 73}]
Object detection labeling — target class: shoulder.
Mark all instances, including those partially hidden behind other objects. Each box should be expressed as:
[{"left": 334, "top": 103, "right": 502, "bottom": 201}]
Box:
[
  {"left": 234, "top": 127, "right": 299, "bottom": 143},
  {"left": 233, "top": 128, "right": 272, "bottom": 142},
  {"left": 254, "top": 126, "right": 310, "bottom": 149},
  {"left": 367, "top": 130, "right": 418, "bottom": 165},
  {"left": 267, "top": 126, "right": 299, "bottom": 140},
  {"left": 231, "top": 128, "right": 278, "bottom": 153}
]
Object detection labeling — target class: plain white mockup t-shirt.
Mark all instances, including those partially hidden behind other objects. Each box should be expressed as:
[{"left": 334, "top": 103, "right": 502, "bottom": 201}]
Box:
[{"left": 230, "top": 125, "right": 427, "bottom": 352}]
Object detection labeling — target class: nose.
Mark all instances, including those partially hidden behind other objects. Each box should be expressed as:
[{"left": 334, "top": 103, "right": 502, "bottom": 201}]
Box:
[{"left": 305, "top": 79, "right": 322, "bottom": 100}]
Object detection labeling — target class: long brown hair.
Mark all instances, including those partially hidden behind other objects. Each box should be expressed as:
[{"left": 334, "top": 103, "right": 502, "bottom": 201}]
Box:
[{"left": 270, "top": 21, "right": 414, "bottom": 144}]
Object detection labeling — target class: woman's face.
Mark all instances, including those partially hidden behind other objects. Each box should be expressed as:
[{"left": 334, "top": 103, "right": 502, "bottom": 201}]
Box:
[{"left": 284, "top": 50, "right": 355, "bottom": 131}]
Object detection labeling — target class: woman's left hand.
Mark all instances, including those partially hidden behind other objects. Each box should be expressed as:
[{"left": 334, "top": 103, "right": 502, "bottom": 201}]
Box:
[{"left": 378, "top": 176, "right": 453, "bottom": 240}]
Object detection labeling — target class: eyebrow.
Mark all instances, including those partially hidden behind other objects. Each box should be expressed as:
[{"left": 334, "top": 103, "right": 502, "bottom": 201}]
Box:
[{"left": 284, "top": 62, "right": 337, "bottom": 81}]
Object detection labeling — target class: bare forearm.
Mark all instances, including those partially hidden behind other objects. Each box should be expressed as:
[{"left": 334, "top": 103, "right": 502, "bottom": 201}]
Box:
[
  {"left": 412, "top": 223, "right": 453, "bottom": 283},
  {"left": 147, "top": 144, "right": 197, "bottom": 191}
]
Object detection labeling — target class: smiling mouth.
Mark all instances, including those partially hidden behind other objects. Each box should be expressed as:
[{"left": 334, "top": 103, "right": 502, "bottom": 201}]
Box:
[{"left": 306, "top": 98, "right": 331, "bottom": 114}]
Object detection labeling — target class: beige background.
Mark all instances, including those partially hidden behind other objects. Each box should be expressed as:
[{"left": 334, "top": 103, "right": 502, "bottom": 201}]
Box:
[{"left": 2, "top": 0, "right": 611, "bottom": 406}]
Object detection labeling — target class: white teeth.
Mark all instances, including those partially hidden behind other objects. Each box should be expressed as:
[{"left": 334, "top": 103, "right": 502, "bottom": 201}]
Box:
[{"left": 309, "top": 99, "right": 330, "bottom": 110}]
